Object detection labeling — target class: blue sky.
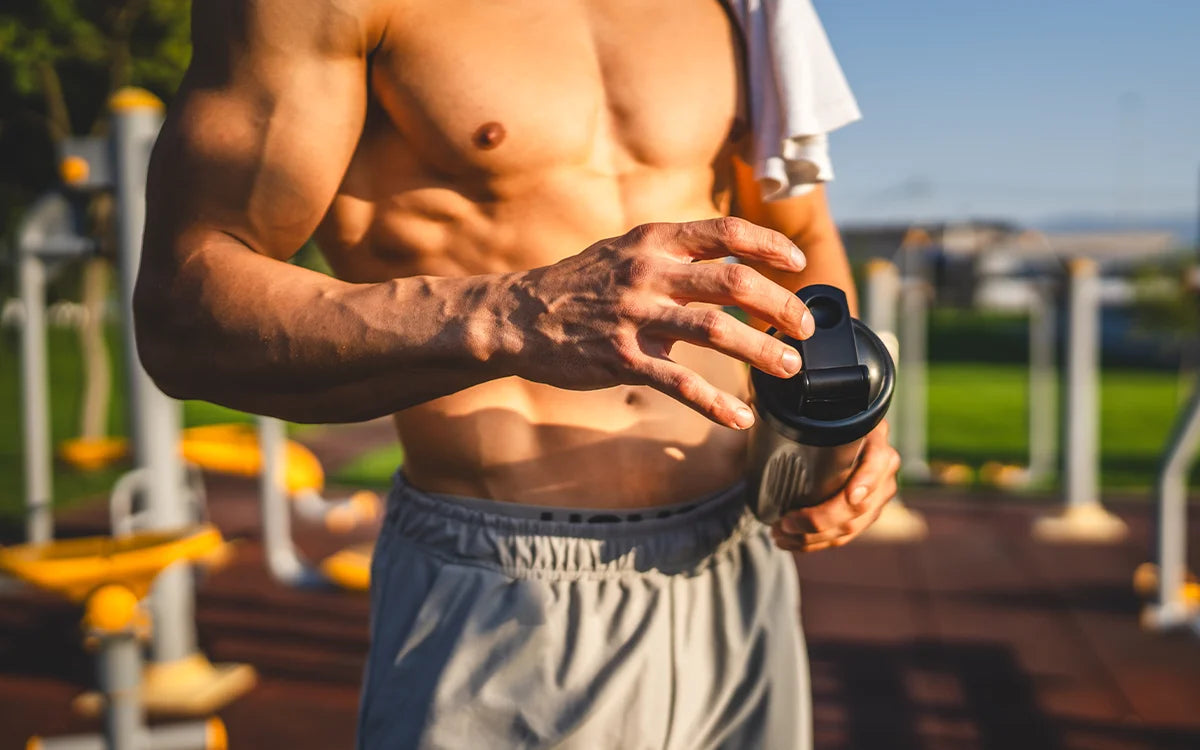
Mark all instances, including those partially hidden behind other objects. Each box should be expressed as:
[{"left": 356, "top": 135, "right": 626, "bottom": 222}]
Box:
[{"left": 814, "top": 0, "right": 1199, "bottom": 231}]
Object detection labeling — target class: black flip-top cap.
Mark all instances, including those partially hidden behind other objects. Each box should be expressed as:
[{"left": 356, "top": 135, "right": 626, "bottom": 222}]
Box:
[{"left": 750, "top": 285, "right": 895, "bottom": 447}]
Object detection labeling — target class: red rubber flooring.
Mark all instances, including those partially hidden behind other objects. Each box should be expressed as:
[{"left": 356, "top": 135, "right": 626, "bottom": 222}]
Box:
[{"left": 2, "top": 426, "right": 1198, "bottom": 749}]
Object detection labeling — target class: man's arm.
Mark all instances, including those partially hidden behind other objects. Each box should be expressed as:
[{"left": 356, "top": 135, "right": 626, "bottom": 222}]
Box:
[
  {"left": 136, "top": 0, "right": 486, "bottom": 422},
  {"left": 731, "top": 161, "right": 900, "bottom": 552},
  {"left": 136, "top": 0, "right": 817, "bottom": 426}
]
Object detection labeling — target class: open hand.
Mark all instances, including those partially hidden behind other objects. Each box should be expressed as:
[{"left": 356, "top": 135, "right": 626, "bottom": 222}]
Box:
[{"left": 501, "top": 218, "right": 816, "bottom": 430}]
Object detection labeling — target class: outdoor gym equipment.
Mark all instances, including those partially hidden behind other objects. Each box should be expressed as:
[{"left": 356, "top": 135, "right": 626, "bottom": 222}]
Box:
[
  {"left": 60, "top": 421, "right": 382, "bottom": 540},
  {"left": 895, "top": 234, "right": 932, "bottom": 482},
  {"left": 888, "top": 227, "right": 1134, "bottom": 542},
  {"left": 894, "top": 229, "right": 1057, "bottom": 489},
  {"left": 1031, "top": 258, "right": 1128, "bottom": 542},
  {"left": 17, "top": 192, "right": 97, "bottom": 544},
  {"left": 18, "top": 86, "right": 379, "bottom": 599},
  {"left": 16, "top": 87, "right": 256, "bottom": 715},
  {"left": 858, "top": 259, "right": 928, "bottom": 541},
  {"left": 0, "top": 525, "right": 230, "bottom": 750},
  {"left": 1138, "top": 378, "right": 1200, "bottom": 634},
  {"left": 258, "top": 417, "right": 375, "bottom": 591},
  {"left": 972, "top": 268, "right": 1059, "bottom": 488}
]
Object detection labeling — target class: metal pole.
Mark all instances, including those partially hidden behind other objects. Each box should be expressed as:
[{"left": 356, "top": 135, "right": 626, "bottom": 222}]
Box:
[
  {"left": 1064, "top": 258, "right": 1099, "bottom": 511},
  {"left": 16, "top": 192, "right": 87, "bottom": 544},
  {"left": 19, "top": 249, "right": 53, "bottom": 544},
  {"left": 100, "top": 634, "right": 144, "bottom": 750},
  {"left": 1026, "top": 280, "right": 1058, "bottom": 485},
  {"left": 1146, "top": 380, "right": 1200, "bottom": 630},
  {"left": 861, "top": 259, "right": 928, "bottom": 541},
  {"left": 863, "top": 259, "right": 899, "bottom": 336},
  {"left": 897, "top": 247, "right": 930, "bottom": 481},
  {"left": 1032, "top": 258, "right": 1127, "bottom": 542},
  {"left": 259, "top": 416, "right": 312, "bottom": 585},
  {"left": 110, "top": 90, "right": 195, "bottom": 663}
]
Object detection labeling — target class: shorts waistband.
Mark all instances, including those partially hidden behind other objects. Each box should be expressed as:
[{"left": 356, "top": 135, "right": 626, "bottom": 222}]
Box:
[{"left": 383, "top": 473, "right": 761, "bottom": 579}]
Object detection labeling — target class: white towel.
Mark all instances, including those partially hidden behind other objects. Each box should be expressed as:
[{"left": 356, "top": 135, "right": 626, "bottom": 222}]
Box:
[{"left": 722, "top": 0, "right": 861, "bottom": 201}]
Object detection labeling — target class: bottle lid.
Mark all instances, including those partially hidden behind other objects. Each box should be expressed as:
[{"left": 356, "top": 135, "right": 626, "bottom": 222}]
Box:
[{"left": 751, "top": 285, "right": 895, "bottom": 447}]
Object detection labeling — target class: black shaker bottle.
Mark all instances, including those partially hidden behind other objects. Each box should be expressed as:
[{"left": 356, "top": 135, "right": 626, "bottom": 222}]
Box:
[{"left": 745, "top": 284, "right": 896, "bottom": 524}]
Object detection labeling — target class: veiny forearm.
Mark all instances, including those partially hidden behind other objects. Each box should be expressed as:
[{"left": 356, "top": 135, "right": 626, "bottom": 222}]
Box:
[{"left": 135, "top": 235, "right": 513, "bottom": 423}]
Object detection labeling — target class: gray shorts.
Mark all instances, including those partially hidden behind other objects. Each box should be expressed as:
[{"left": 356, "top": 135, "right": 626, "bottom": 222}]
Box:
[{"left": 357, "top": 474, "right": 811, "bottom": 750}]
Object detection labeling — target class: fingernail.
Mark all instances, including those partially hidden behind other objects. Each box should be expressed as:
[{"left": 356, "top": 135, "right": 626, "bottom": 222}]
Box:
[
  {"left": 790, "top": 247, "right": 807, "bottom": 269},
  {"left": 800, "top": 311, "right": 815, "bottom": 338},
  {"left": 850, "top": 486, "right": 869, "bottom": 506},
  {"left": 781, "top": 347, "right": 801, "bottom": 374},
  {"left": 734, "top": 406, "right": 755, "bottom": 429},
  {"left": 782, "top": 517, "right": 801, "bottom": 534}
]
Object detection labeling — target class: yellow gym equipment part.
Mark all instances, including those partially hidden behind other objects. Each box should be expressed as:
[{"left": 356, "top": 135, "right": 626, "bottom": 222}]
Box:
[
  {"left": 60, "top": 423, "right": 381, "bottom": 532},
  {"left": 319, "top": 543, "right": 374, "bottom": 592},
  {"left": 1133, "top": 562, "right": 1200, "bottom": 605},
  {"left": 0, "top": 525, "right": 241, "bottom": 750}
]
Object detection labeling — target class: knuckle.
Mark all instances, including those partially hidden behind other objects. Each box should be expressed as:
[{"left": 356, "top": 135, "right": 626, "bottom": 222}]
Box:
[
  {"left": 784, "top": 296, "right": 806, "bottom": 322},
  {"left": 700, "top": 309, "right": 728, "bottom": 343},
  {"left": 806, "top": 516, "right": 832, "bottom": 534},
  {"left": 614, "top": 297, "right": 647, "bottom": 324},
  {"left": 716, "top": 215, "right": 748, "bottom": 245},
  {"left": 630, "top": 222, "right": 665, "bottom": 244},
  {"left": 722, "top": 264, "right": 757, "bottom": 296},
  {"left": 675, "top": 373, "right": 715, "bottom": 412},
  {"left": 617, "top": 255, "right": 656, "bottom": 288},
  {"left": 674, "top": 372, "right": 701, "bottom": 401},
  {"left": 761, "top": 335, "right": 784, "bottom": 365},
  {"left": 769, "top": 229, "right": 794, "bottom": 256},
  {"left": 612, "top": 335, "right": 642, "bottom": 370}
]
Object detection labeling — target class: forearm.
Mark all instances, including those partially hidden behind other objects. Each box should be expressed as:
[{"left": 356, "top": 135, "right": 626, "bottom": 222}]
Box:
[{"left": 135, "top": 235, "right": 514, "bottom": 423}]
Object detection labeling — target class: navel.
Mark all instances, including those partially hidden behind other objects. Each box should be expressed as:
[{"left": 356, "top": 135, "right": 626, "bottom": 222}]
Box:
[{"left": 472, "top": 121, "right": 506, "bottom": 150}]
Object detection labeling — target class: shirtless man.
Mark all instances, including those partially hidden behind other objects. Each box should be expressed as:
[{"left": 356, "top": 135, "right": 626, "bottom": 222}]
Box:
[{"left": 135, "top": 0, "right": 900, "bottom": 747}]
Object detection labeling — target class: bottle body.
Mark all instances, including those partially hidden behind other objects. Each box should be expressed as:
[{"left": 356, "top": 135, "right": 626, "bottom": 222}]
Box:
[{"left": 746, "top": 410, "right": 868, "bottom": 524}]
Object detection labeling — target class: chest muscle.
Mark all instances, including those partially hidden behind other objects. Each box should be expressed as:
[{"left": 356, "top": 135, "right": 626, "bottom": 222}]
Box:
[{"left": 369, "top": 0, "right": 742, "bottom": 181}]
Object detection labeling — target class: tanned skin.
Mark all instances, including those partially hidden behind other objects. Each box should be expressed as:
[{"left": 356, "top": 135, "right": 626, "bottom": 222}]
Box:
[{"left": 136, "top": 0, "right": 898, "bottom": 551}]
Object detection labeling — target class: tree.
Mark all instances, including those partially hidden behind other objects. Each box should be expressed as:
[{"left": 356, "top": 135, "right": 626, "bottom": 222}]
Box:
[{"left": 0, "top": 0, "right": 190, "bottom": 443}]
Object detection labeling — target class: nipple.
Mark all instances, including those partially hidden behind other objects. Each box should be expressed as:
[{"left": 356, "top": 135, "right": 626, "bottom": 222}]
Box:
[{"left": 472, "top": 121, "right": 507, "bottom": 150}]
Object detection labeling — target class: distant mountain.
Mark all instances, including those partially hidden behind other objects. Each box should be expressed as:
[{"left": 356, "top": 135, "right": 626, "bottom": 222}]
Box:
[{"left": 1034, "top": 213, "right": 1197, "bottom": 247}]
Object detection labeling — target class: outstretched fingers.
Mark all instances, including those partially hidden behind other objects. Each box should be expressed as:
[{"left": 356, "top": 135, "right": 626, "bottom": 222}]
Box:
[
  {"left": 650, "top": 306, "right": 802, "bottom": 379},
  {"left": 642, "top": 218, "right": 807, "bottom": 272},
  {"left": 661, "top": 261, "right": 812, "bottom": 340},
  {"left": 632, "top": 354, "right": 754, "bottom": 430}
]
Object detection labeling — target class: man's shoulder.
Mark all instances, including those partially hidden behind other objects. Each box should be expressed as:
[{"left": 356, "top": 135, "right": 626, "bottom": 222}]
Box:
[{"left": 208, "top": 0, "right": 391, "bottom": 58}]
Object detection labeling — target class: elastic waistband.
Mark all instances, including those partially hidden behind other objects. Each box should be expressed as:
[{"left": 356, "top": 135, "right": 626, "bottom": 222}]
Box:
[{"left": 383, "top": 473, "right": 762, "bottom": 579}]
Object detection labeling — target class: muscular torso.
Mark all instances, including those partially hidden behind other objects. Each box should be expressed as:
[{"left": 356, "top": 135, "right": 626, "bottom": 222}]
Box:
[{"left": 314, "top": 0, "right": 750, "bottom": 506}]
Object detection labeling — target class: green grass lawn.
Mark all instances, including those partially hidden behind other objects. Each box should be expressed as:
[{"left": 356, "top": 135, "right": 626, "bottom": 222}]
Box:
[
  {"left": 329, "top": 444, "right": 406, "bottom": 489},
  {"left": 3, "top": 320, "right": 1197, "bottom": 527},
  {"left": 929, "top": 363, "right": 1195, "bottom": 489}
]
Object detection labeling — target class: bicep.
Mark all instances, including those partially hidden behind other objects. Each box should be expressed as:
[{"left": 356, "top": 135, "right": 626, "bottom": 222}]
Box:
[{"left": 145, "top": 0, "right": 377, "bottom": 263}]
